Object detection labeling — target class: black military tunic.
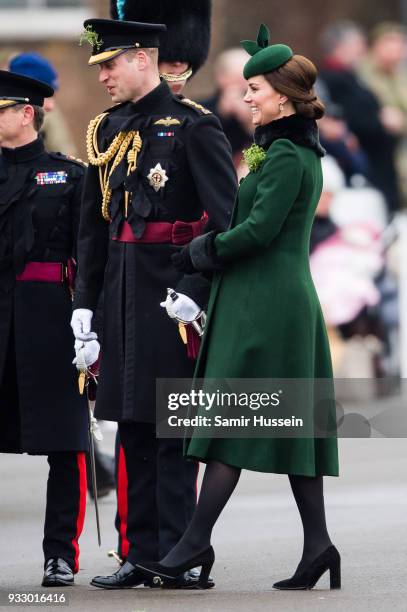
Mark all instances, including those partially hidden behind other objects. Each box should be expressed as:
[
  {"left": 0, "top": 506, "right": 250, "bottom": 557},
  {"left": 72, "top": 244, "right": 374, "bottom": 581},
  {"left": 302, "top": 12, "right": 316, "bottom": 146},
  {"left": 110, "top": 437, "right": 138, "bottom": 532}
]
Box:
[
  {"left": 74, "top": 80, "right": 238, "bottom": 423},
  {"left": 0, "top": 137, "right": 88, "bottom": 454}
]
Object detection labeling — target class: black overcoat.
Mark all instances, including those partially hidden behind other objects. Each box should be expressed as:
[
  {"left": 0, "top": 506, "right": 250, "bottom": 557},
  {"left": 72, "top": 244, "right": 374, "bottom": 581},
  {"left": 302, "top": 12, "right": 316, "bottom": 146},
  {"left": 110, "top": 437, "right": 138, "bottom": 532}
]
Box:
[
  {"left": 74, "top": 81, "right": 238, "bottom": 423},
  {"left": 0, "top": 138, "right": 88, "bottom": 454}
]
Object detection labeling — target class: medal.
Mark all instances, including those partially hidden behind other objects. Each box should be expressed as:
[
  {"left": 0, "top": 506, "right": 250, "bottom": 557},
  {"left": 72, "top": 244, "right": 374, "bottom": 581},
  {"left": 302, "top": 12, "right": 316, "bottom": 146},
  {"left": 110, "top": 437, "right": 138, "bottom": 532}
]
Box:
[
  {"left": 35, "top": 171, "right": 67, "bottom": 185},
  {"left": 147, "top": 163, "right": 169, "bottom": 192}
]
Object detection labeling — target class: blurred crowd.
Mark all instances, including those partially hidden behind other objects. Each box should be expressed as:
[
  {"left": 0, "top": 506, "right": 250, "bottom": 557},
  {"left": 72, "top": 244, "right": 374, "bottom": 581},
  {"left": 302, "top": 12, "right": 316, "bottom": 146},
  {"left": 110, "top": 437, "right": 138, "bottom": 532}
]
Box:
[
  {"left": 2, "top": 19, "right": 407, "bottom": 385},
  {"left": 311, "top": 20, "right": 405, "bottom": 385}
]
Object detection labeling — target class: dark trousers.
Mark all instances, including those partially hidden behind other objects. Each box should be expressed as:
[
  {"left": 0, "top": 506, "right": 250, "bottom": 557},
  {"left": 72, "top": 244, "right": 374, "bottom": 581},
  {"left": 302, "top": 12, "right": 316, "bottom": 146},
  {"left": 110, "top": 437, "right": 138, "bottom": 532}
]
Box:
[
  {"left": 43, "top": 452, "right": 87, "bottom": 573},
  {"left": 115, "top": 423, "right": 198, "bottom": 565}
]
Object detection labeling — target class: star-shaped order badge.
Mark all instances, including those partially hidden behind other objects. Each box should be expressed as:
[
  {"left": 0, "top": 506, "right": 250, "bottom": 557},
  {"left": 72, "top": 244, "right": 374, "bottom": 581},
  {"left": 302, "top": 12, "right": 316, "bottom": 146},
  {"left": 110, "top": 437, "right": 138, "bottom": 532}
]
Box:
[{"left": 147, "top": 163, "right": 169, "bottom": 192}]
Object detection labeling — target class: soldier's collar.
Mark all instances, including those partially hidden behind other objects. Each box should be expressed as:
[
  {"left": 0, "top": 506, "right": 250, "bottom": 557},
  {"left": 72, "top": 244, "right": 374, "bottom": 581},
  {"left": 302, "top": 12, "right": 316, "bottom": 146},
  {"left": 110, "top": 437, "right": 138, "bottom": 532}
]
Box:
[
  {"left": 128, "top": 79, "right": 173, "bottom": 114},
  {"left": 1, "top": 136, "right": 45, "bottom": 164}
]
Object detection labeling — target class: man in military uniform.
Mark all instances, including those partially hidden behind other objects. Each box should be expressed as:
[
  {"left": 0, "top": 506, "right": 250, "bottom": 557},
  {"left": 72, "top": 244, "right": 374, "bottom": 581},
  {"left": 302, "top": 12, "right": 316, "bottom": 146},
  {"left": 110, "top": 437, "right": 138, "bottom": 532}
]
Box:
[
  {"left": 0, "top": 70, "right": 95, "bottom": 586},
  {"left": 108, "top": 0, "right": 214, "bottom": 575},
  {"left": 71, "top": 18, "right": 237, "bottom": 589}
]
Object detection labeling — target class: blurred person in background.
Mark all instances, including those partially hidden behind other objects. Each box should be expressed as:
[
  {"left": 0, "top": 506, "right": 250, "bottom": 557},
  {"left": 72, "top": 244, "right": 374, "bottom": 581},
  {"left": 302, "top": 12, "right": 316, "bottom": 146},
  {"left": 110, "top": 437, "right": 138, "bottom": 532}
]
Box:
[
  {"left": 200, "top": 48, "right": 253, "bottom": 170},
  {"left": 357, "top": 22, "right": 407, "bottom": 208},
  {"left": 8, "top": 52, "right": 78, "bottom": 157},
  {"left": 319, "top": 21, "right": 401, "bottom": 214},
  {"left": 316, "top": 79, "right": 368, "bottom": 181}
]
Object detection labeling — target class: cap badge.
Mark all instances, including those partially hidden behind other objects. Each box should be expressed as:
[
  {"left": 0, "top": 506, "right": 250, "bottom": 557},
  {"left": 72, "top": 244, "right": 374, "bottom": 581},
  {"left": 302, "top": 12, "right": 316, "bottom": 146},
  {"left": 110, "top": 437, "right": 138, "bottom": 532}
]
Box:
[
  {"left": 147, "top": 163, "right": 169, "bottom": 192},
  {"left": 154, "top": 117, "right": 181, "bottom": 127}
]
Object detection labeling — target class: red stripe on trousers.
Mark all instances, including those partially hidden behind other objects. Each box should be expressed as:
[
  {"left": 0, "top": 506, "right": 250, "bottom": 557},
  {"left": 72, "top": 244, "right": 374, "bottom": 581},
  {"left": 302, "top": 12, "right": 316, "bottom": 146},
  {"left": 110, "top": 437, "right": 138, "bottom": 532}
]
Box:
[
  {"left": 117, "top": 445, "right": 130, "bottom": 559},
  {"left": 71, "top": 452, "right": 87, "bottom": 573}
]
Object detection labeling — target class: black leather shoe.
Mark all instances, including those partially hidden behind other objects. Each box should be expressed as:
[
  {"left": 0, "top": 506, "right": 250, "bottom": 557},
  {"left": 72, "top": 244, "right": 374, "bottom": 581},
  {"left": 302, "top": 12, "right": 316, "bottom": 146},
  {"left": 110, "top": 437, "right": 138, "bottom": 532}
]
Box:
[
  {"left": 42, "top": 558, "right": 74, "bottom": 587},
  {"left": 162, "top": 567, "right": 215, "bottom": 590},
  {"left": 90, "top": 561, "right": 149, "bottom": 589},
  {"left": 137, "top": 546, "right": 215, "bottom": 590},
  {"left": 272, "top": 545, "right": 341, "bottom": 590}
]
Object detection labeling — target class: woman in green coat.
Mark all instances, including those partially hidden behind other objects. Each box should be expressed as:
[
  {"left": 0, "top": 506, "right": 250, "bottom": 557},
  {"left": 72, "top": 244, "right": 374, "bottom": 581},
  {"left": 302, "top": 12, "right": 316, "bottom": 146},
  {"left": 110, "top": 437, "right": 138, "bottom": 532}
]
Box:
[{"left": 138, "top": 25, "right": 340, "bottom": 591}]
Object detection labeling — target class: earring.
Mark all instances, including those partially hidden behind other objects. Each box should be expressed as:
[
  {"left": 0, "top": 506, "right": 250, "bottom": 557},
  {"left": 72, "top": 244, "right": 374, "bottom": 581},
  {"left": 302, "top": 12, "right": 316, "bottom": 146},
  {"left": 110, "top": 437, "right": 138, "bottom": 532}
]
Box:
[{"left": 279, "top": 102, "right": 284, "bottom": 112}]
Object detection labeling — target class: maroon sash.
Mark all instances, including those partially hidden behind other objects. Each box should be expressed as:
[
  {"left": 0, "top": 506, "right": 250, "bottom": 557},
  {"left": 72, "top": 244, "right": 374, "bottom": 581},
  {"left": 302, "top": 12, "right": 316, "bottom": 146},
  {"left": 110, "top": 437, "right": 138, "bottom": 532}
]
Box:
[
  {"left": 16, "top": 262, "right": 66, "bottom": 283},
  {"left": 113, "top": 217, "right": 207, "bottom": 245}
]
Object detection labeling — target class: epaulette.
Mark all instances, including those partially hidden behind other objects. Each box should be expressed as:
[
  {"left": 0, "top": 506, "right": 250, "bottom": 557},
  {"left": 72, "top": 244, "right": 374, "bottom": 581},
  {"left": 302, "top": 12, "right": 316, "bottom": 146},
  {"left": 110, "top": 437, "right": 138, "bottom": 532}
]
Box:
[
  {"left": 175, "top": 97, "right": 212, "bottom": 115},
  {"left": 67, "top": 154, "right": 88, "bottom": 167},
  {"left": 49, "top": 151, "right": 87, "bottom": 168}
]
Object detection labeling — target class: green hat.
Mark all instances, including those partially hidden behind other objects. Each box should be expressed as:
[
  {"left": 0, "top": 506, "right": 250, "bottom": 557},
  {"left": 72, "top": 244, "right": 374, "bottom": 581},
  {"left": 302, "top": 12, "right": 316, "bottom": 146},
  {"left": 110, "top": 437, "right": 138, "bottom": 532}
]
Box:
[{"left": 241, "top": 24, "right": 293, "bottom": 79}]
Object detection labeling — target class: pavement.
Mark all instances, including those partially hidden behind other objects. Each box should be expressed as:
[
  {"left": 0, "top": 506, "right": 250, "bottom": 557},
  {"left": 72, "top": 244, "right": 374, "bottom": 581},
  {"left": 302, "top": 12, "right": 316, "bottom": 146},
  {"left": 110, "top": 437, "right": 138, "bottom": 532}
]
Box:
[{"left": 0, "top": 421, "right": 406, "bottom": 611}]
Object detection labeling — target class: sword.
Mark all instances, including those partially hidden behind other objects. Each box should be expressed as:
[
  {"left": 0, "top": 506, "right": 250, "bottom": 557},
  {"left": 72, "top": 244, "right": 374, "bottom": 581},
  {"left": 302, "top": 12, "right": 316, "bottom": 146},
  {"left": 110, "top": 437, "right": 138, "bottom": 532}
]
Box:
[{"left": 77, "top": 349, "right": 102, "bottom": 546}]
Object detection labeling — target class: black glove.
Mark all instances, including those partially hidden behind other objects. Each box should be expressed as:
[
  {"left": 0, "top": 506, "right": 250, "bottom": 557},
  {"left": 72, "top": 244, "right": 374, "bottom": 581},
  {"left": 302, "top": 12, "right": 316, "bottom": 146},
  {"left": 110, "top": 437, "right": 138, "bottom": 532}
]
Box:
[
  {"left": 192, "top": 232, "right": 227, "bottom": 272},
  {"left": 172, "top": 232, "right": 226, "bottom": 273},
  {"left": 171, "top": 244, "right": 195, "bottom": 273}
]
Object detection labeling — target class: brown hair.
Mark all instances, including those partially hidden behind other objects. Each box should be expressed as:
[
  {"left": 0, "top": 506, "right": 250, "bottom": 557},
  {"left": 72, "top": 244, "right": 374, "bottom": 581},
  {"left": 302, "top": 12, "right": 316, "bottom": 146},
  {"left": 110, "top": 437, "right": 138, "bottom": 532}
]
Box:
[
  {"left": 264, "top": 55, "right": 325, "bottom": 120},
  {"left": 32, "top": 105, "right": 45, "bottom": 132},
  {"left": 125, "top": 47, "right": 159, "bottom": 63},
  {"left": 11, "top": 103, "right": 45, "bottom": 132}
]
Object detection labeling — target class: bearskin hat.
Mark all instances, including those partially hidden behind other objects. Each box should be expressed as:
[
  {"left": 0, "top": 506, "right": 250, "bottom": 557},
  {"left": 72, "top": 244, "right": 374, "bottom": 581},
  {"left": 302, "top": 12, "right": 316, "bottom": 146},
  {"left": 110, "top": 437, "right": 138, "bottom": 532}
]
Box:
[{"left": 110, "top": 0, "right": 211, "bottom": 74}]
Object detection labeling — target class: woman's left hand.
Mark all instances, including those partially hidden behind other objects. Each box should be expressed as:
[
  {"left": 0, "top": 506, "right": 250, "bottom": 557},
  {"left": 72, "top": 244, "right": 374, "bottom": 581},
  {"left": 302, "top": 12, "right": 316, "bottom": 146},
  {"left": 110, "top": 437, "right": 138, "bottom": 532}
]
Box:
[
  {"left": 171, "top": 244, "right": 196, "bottom": 273},
  {"left": 172, "top": 232, "right": 226, "bottom": 273}
]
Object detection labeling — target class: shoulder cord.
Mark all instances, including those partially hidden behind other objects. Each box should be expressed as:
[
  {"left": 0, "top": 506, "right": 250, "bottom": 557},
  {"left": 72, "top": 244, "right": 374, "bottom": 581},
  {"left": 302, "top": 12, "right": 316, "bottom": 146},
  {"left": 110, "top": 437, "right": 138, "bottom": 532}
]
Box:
[{"left": 86, "top": 113, "right": 142, "bottom": 222}]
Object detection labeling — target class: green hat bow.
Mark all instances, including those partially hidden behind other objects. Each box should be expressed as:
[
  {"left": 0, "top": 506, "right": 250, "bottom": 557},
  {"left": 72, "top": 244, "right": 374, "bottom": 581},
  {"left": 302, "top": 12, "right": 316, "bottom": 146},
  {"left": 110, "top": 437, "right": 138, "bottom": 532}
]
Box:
[{"left": 241, "top": 23, "right": 270, "bottom": 56}]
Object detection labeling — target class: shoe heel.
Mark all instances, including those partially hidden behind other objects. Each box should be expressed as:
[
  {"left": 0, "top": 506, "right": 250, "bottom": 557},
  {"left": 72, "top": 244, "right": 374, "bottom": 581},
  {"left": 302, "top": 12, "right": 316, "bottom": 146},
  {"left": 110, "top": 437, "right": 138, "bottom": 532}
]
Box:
[
  {"left": 329, "top": 558, "right": 341, "bottom": 589},
  {"left": 198, "top": 560, "right": 214, "bottom": 589}
]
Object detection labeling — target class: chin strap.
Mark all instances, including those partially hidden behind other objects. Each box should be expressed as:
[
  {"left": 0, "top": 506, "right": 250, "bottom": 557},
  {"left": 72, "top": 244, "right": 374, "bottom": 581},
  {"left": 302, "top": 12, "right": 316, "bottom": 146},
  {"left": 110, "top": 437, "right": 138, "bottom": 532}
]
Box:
[{"left": 160, "top": 68, "right": 193, "bottom": 83}]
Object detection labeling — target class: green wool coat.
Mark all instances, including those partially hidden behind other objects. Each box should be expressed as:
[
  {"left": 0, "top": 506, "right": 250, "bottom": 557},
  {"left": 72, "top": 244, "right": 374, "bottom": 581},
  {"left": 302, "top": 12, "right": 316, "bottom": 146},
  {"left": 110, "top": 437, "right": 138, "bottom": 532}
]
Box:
[{"left": 185, "top": 117, "right": 339, "bottom": 476}]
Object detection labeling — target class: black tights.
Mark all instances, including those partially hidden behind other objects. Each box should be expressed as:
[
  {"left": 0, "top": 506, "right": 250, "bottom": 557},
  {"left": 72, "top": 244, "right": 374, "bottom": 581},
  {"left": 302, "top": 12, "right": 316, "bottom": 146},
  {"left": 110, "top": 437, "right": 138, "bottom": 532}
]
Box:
[{"left": 161, "top": 460, "right": 332, "bottom": 573}]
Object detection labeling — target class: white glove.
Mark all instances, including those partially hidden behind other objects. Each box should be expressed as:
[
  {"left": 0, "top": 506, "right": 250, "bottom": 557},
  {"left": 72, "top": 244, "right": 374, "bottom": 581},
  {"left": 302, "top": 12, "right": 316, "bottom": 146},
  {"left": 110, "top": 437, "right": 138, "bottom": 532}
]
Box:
[
  {"left": 160, "top": 289, "right": 201, "bottom": 322},
  {"left": 73, "top": 339, "right": 101, "bottom": 368},
  {"left": 70, "top": 308, "right": 97, "bottom": 342}
]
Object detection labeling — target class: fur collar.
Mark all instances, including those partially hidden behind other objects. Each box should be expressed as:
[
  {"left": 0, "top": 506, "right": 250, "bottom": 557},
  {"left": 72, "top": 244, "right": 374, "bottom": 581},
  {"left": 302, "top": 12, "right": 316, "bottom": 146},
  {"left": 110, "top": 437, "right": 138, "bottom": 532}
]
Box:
[{"left": 254, "top": 114, "right": 326, "bottom": 157}]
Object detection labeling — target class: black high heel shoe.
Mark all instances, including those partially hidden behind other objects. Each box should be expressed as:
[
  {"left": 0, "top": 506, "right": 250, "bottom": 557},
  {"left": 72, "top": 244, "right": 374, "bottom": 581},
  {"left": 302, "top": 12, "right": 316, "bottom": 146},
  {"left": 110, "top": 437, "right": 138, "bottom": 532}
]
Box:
[
  {"left": 136, "top": 546, "right": 215, "bottom": 590},
  {"left": 272, "top": 545, "right": 341, "bottom": 590}
]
